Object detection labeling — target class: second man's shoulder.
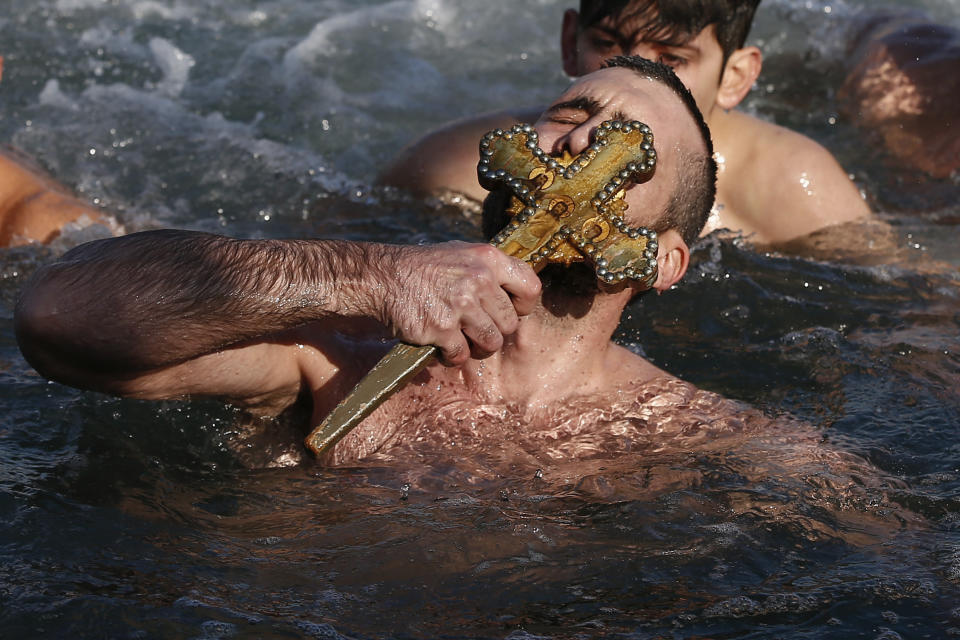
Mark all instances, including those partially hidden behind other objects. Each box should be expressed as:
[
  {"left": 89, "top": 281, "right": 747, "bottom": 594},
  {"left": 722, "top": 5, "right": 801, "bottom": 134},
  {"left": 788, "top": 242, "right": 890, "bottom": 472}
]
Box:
[
  {"left": 377, "top": 107, "right": 543, "bottom": 203},
  {"left": 721, "top": 110, "right": 848, "bottom": 179},
  {"left": 715, "top": 111, "right": 870, "bottom": 244}
]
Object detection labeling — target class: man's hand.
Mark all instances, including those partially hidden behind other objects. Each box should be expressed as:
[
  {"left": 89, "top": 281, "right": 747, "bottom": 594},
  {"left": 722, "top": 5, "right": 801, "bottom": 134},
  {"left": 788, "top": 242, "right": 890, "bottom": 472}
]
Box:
[{"left": 378, "top": 242, "right": 541, "bottom": 365}]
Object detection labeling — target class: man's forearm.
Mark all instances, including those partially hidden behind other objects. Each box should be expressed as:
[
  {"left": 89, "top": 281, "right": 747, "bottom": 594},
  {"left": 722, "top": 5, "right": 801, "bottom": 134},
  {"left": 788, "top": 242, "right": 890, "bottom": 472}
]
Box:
[
  {"left": 16, "top": 228, "right": 541, "bottom": 391},
  {"left": 14, "top": 229, "right": 399, "bottom": 378}
]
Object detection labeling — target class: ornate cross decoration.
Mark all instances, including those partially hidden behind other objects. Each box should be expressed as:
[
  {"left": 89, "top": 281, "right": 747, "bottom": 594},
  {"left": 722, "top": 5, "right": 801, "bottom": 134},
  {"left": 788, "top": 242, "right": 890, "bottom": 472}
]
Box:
[{"left": 478, "top": 120, "right": 659, "bottom": 287}]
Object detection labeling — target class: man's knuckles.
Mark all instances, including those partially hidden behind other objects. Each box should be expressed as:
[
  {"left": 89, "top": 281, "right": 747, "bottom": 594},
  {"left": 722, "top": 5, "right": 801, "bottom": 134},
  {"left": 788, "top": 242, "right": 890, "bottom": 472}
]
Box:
[
  {"left": 439, "top": 338, "right": 468, "bottom": 366},
  {"left": 467, "top": 322, "right": 503, "bottom": 352}
]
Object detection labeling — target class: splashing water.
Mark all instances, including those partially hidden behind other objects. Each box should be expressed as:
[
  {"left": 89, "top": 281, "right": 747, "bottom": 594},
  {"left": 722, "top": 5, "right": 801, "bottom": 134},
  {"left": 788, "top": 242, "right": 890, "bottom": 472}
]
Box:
[{"left": 1, "top": 0, "right": 959, "bottom": 638}]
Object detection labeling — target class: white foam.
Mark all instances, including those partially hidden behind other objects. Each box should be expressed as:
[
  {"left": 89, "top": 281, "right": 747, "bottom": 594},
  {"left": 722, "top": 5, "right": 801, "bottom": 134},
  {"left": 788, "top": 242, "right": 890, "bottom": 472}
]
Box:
[
  {"left": 282, "top": 1, "right": 412, "bottom": 74},
  {"left": 130, "top": 0, "right": 199, "bottom": 21},
  {"left": 149, "top": 37, "right": 195, "bottom": 98},
  {"left": 54, "top": 0, "right": 103, "bottom": 11},
  {"left": 37, "top": 79, "right": 78, "bottom": 111},
  {"left": 54, "top": 0, "right": 191, "bottom": 19},
  {"left": 130, "top": 0, "right": 174, "bottom": 19}
]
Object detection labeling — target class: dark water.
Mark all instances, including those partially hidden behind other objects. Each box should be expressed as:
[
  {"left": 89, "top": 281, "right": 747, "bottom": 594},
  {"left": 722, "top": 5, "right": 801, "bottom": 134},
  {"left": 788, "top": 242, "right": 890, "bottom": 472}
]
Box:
[{"left": 2, "top": 0, "right": 959, "bottom": 638}]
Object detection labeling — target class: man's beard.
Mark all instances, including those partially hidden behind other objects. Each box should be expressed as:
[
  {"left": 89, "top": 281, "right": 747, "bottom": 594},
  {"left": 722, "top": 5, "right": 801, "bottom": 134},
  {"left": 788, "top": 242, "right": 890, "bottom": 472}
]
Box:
[
  {"left": 481, "top": 188, "right": 513, "bottom": 241},
  {"left": 539, "top": 262, "right": 601, "bottom": 320},
  {"left": 483, "top": 187, "right": 602, "bottom": 320}
]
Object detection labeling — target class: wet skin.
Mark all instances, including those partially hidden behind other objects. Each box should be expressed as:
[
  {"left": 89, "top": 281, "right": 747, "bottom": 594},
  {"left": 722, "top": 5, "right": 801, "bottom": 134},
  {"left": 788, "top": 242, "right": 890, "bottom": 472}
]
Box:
[
  {"left": 839, "top": 13, "right": 960, "bottom": 179},
  {"left": 306, "top": 70, "right": 692, "bottom": 456},
  {"left": 564, "top": 12, "right": 727, "bottom": 121},
  {"left": 0, "top": 148, "right": 114, "bottom": 246},
  {"left": 306, "top": 67, "right": 706, "bottom": 463},
  {"left": 565, "top": 9, "right": 872, "bottom": 243},
  {"left": 378, "top": 4, "right": 871, "bottom": 245},
  {"left": 532, "top": 67, "right": 703, "bottom": 229}
]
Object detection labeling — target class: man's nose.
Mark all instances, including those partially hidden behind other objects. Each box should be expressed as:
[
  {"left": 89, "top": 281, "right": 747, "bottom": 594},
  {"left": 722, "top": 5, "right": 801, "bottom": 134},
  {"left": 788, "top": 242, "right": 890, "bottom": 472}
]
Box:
[{"left": 553, "top": 120, "right": 600, "bottom": 157}]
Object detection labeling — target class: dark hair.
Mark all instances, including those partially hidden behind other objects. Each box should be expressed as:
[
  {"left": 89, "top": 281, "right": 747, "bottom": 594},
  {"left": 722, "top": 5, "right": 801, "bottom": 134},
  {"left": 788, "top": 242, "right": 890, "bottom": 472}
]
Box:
[
  {"left": 578, "top": 0, "right": 762, "bottom": 65},
  {"left": 604, "top": 55, "right": 716, "bottom": 245}
]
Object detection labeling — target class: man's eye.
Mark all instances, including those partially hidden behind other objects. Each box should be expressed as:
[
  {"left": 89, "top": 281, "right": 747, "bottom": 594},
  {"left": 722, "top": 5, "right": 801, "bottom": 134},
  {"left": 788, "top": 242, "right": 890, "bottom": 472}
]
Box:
[
  {"left": 589, "top": 36, "right": 619, "bottom": 52},
  {"left": 658, "top": 53, "right": 687, "bottom": 68},
  {"left": 547, "top": 114, "right": 586, "bottom": 126}
]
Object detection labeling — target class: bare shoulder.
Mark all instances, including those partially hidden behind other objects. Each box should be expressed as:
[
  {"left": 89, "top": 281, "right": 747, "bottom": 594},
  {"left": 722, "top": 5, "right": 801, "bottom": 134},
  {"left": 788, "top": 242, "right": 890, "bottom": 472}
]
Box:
[
  {"left": 607, "top": 342, "right": 678, "bottom": 386},
  {"left": 377, "top": 107, "right": 543, "bottom": 203},
  {"left": 0, "top": 147, "right": 78, "bottom": 200},
  {"left": 715, "top": 111, "right": 870, "bottom": 244}
]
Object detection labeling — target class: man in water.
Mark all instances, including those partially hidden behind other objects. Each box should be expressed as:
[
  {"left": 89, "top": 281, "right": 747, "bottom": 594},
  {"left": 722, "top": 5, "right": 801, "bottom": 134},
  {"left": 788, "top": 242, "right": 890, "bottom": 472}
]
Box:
[
  {"left": 378, "top": 0, "right": 870, "bottom": 245},
  {"left": 15, "top": 57, "right": 718, "bottom": 465},
  {"left": 0, "top": 57, "right": 117, "bottom": 246}
]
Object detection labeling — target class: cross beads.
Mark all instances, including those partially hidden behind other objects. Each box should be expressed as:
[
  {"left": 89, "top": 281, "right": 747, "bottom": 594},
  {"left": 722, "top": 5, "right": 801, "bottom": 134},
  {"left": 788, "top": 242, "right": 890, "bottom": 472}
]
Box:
[{"left": 478, "top": 121, "right": 659, "bottom": 288}]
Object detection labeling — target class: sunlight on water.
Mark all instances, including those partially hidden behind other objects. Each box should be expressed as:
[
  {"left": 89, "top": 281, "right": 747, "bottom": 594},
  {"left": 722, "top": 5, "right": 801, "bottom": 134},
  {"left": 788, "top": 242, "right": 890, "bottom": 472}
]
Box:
[{"left": 0, "top": 0, "right": 958, "bottom": 637}]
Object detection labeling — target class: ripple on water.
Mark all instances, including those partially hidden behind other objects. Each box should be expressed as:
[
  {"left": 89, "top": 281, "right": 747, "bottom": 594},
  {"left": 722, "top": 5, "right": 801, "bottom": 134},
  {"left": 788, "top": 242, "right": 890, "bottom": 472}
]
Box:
[{"left": 1, "top": 0, "right": 958, "bottom": 637}]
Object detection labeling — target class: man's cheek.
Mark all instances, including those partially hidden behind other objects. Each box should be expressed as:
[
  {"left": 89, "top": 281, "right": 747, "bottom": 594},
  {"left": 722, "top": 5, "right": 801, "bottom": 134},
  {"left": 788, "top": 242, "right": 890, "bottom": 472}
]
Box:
[{"left": 673, "top": 71, "right": 707, "bottom": 110}]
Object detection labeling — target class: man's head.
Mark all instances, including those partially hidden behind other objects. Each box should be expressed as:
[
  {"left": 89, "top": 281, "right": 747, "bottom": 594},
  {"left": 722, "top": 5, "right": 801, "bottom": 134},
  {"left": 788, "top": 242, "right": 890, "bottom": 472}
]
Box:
[
  {"left": 561, "top": 0, "right": 762, "bottom": 119},
  {"left": 483, "top": 56, "right": 716, "bottom": 295},
  {"left": 839, "top": 14, "right": 960, "bottom": 179}
]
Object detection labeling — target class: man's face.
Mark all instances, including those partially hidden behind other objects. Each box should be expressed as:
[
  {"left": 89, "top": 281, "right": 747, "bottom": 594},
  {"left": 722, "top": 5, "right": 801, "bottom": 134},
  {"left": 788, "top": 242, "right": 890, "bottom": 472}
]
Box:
[
  {"left": 564, "top": 8, "right": 726, "bottom": 117},
  {"left": 533, "top": 66, "right": 702, "bottom": 229}
]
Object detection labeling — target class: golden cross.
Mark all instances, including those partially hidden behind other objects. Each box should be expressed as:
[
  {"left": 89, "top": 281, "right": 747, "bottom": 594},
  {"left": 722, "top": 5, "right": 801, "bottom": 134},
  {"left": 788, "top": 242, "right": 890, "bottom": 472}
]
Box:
[{"left": 479, "top": 120, "right": 659, "bottom": 286}]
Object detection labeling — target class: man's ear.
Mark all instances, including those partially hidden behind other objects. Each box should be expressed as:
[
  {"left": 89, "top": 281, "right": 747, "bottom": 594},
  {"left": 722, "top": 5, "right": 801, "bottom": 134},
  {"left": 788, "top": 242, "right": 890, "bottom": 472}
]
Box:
[
  {"left": 716, "top": 46, "right": 762, "bottom": 110},
  {"left": 560, "top": 9, "right": 581, "bottom": 77},
  {"left": 652, "top": 229, "right": 690, "bottom": 293}
]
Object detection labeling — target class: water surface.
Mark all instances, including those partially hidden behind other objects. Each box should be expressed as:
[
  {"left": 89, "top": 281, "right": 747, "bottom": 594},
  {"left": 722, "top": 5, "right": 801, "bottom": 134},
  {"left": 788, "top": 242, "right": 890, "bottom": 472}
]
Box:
[{"left": 1, "top": 1, "right": 959, "bottom": 638}]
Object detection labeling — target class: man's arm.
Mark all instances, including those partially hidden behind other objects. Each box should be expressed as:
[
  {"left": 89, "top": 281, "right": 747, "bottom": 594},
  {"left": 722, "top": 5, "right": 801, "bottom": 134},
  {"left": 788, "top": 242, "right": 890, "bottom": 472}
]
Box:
[
  {"left": 14, "top": 229, "right": 540, "bottom": 405},
  {"left": 377, "top": 108, "right": 542, "bottom": 203}
]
